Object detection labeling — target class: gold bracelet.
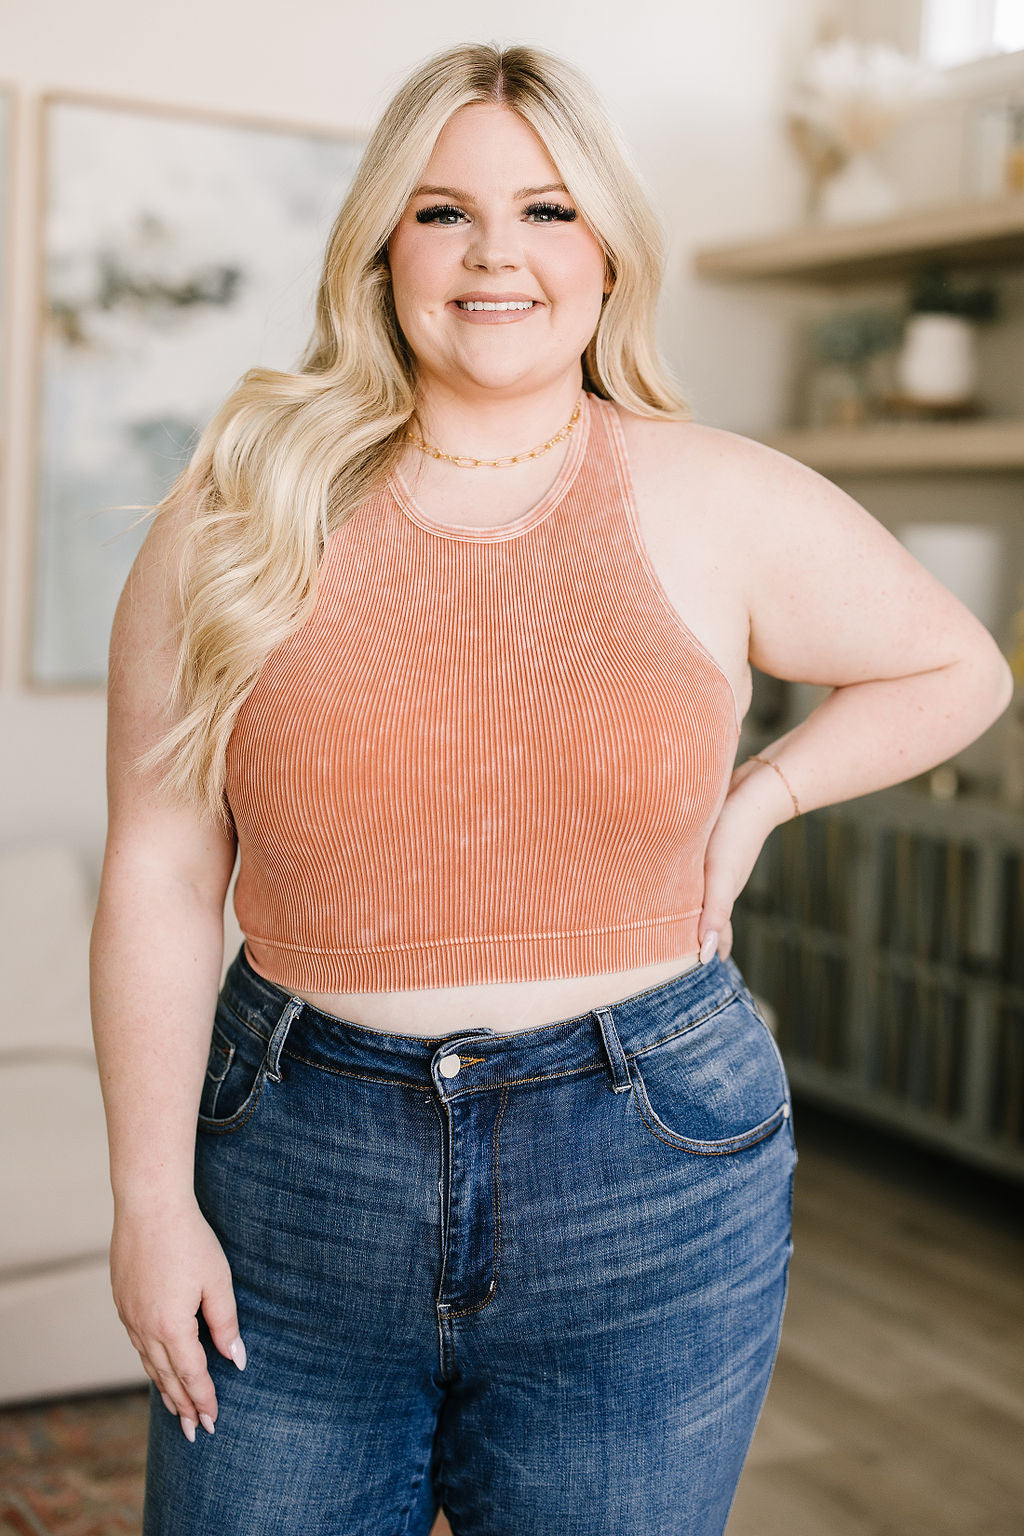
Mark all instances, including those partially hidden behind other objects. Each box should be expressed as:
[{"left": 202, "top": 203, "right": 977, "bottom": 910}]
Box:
[{"left": 749, "top": 755, "right": 800, "bottom": 818}]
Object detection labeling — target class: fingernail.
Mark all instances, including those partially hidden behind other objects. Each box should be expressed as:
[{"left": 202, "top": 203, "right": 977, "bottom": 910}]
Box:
[
  {"left": 160, "top": 1391, "right": 177, "bottom": 1416},
  {"left": 199, "top": 1413, "right": 215, "bottom": 1435},
  {"left": 700, "top": 931, "right": 718, "bottom": 965},
  {"left": 229, "top": 1336, "right": 247, "bottom": 1371},
  {"left": 181, "top": 1416, "right": 197, "bottom": 1443}
]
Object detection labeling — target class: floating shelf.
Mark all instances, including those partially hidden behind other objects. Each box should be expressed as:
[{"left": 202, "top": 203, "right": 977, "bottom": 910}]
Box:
[
  {"left": 762, "top": 416, "right": 1024, "bottom": 473},
  {"left": 693, "top": 192, "right": 1024, "bottom": 284}
]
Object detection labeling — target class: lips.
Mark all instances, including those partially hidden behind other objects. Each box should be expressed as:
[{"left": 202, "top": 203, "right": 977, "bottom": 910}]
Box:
[
  {"left": 453, "top": 292, "right": 540, "bottom": 303},
  {"left": 448, "top": 295, "right": 542, "bottom": 325}
]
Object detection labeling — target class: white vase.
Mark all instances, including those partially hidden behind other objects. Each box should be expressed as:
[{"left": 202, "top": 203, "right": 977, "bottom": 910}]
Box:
[
  {"left": 819, "top": 150, "right": 900, "bottom": 225},
  {"left": 897, "top": 313, "right": 977, "bottom": 404}
]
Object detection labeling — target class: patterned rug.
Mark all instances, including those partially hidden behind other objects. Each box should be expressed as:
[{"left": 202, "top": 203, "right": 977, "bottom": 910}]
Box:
[
  {"left": 0, "top": 1388, "right": 453, "bottom": 1536},
  {"left": 0, "top": 1388, "right": 149, "bottom": 1536}
]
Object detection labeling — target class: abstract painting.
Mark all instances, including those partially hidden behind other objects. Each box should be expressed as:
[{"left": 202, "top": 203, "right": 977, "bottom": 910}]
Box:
[{"left": 31, "top": 93, "right": 364, "bottom": 685}]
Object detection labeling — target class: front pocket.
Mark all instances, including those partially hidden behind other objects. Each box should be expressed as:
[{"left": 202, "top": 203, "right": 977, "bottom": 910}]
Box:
[
  {"left": 627, "top": 991, "right": 791, "bottom": 1155},
  {"left": 197, "top": 1006, "right": 270, "bottom": 1135}
]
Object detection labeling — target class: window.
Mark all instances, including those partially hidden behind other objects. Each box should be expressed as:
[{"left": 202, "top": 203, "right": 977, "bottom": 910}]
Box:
[{"left": 921, "top": 0, "right": 1024, "bottom": 68}]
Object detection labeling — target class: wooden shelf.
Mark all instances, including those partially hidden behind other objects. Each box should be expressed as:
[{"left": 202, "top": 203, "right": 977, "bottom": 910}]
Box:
[
  {"left": 693, "top": 193, "right": 1024, "bottom": 284},
  {"left": 762, "top": 416, "right": 1024, "bottom": 473}
]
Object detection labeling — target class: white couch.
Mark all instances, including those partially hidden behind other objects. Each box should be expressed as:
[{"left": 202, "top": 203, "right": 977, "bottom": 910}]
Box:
[
  {"left": 0, "top": 842, "right": 148, "bottom": 1405},
  {"left": 0, "top": 841, "right": 243, "bottom": 1408}
]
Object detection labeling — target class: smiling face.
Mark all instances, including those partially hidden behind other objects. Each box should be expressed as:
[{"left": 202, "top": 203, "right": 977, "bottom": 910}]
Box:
[{"left": 386, "top": 103, "right": 611, "bottom": 401}]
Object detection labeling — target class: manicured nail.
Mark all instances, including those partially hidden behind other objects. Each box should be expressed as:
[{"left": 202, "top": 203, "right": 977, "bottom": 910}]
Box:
[
  {"left": 229, "top": 1336, "right": 247, "bottom": 1371},
  {"left": 160, "top": 1391, "right": 176, "bottom": 1416},
  {"left": 700, "top": 931, "right": 718, "bottom": 965},
  {"left": 181, "top": 1416, "right": 197, "bottom": 1443},
  {"left": 199, "top": 1413, "right": 215, "bottom": 1435}
]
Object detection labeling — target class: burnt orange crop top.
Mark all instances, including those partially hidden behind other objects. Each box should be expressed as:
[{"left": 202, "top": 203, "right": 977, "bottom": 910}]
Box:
[{"left": 224, "top": 390, "right": 742, "bottom": 993}]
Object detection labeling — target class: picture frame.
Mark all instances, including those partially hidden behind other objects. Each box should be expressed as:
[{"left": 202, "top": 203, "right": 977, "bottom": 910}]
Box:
[{"left": 28, "top": 90, "right": 365, "bottom": 688}]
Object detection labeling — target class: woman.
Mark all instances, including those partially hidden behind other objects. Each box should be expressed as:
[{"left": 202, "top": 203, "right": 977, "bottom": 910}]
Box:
[{"left": 90, "top": 42, "right": 1012, "bottom": 1536}]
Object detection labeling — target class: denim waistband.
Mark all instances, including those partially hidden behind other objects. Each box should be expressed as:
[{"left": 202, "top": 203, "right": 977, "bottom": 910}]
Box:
[{"left": 219, "top": 941, "right": 749, "bottom": 1098}]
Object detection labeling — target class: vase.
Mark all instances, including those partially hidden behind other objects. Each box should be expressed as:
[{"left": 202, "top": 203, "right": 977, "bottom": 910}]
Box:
[
  {"left": 896, "top": 313, "right": 978, "bottom": 405},
  {"left": 819, "top": 150, "right": 900, "bottom": 225}
]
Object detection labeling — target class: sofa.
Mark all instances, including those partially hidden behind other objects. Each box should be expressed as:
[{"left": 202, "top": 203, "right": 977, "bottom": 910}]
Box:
[{"left": 0, "top": 840, "right": 242, "bottom": 1408}]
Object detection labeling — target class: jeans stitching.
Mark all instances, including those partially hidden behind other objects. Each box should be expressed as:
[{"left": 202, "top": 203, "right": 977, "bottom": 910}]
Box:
[
  {"left": 283, "top": 1050, "right": 436, "bottom": 1092},
  {"left": 218, "top": 989, "right": 743, "bottom": 1096},
  {"left": 720, "top": 1220, "right": 793, "bottom": 1531},
  {"left": 629, "top": 1067, "right": 789, "bottom": 1155},
  {"left": 392, "top": 1437, "right": 434, "bottom": 1536},
  {"left": 196, "top": 1065, "right": 268, "bottom": 1136},
  {"left": 219, "top": 995, "right": 278, "bottom": 1043},
  {"left": 627, "top": 989, "right": 741, "bottom": 1061},
  {"left": 447, "top": 1082, "right": 509, "bottom": 1318}
]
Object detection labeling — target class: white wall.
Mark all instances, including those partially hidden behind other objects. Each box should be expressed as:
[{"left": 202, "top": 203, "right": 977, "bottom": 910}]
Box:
[{"left": 0, "top": 0, "right": 832, "bottom": 887}]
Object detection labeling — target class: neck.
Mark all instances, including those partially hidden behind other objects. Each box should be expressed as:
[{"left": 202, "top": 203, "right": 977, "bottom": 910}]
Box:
[{"left": 409, "top": 377, "right": 584, "bottom": 460}]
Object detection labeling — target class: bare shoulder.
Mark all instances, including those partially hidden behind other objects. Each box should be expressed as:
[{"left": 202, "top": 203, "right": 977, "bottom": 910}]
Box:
[
  {"left": 108, "top": 496, "right": 190, "bottom": 734},
  {"left": 610, "top": 401, "right": 785, "bottom": 509},
  {"left": 610, "top": 398, "right": 1008, "bottom": 693},
  {"left": 105, "top": 489, "right": 237, "bottom": 889},
  {"left": 605, "top": 403, "right": 761, "bottom": 725}
]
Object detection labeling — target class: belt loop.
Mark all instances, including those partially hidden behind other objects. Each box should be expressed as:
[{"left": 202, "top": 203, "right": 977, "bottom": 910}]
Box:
[
  {"left": 266, "top": 996, "right": 303, "bottom": 1083},
  {"left": 593, "top": 1007, "right": 631, "bottom": 1093}
]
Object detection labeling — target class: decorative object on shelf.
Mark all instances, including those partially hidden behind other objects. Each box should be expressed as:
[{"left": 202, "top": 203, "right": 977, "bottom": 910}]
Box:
[
  {"left": 965, "top": 93, "right": 1024, "bottom": 197},
  {"left": 1001, "top": 581, "right": 1024, "bottom": 810},
  {"left": 803, "top": 304, "right": 903, "bottom": 427},
  {"left": 784, "top": 115, "right": 846, "bottom": 220},
  {"left": 895, "top": 265, "right": 999, "bottom": 409},
  {"left": 1010, "top": 101, "right": 1024, "bottom": 191},
  {"left": 785, "top": 31, "right": 946, "bottom": 224}
]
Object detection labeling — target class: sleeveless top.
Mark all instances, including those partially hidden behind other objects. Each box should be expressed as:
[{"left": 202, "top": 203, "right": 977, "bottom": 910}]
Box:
[{"left": 224, "top": 390, "right": 742, "bottom": 993}]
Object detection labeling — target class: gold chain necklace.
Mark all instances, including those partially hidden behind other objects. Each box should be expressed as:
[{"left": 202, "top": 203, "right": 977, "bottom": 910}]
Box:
[{"left": 404, "top": 397, "right": 582, "bottom": 469}]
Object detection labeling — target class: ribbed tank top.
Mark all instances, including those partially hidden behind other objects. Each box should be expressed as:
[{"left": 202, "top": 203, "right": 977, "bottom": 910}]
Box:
[{"left": 224, "top": 390, "right": 742, "bottom": 993}]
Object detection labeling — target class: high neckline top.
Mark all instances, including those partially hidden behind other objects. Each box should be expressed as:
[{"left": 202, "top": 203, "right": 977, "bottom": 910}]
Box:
[
  {"left": 224, "top": 390, "right": 742, "bottom": 994},
  {"left": 387, "top": 390, "right": 591, "bottom": 542}
]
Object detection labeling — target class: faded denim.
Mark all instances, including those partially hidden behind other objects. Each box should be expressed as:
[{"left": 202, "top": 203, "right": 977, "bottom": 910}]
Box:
[{"left": 143, "top": 941, "right": 797, "bottom": 1535}]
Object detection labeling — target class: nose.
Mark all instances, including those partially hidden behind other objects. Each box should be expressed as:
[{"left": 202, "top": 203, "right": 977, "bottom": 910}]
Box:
[{"left": 463, "top": 218, "right": 522, "bottom": 273}]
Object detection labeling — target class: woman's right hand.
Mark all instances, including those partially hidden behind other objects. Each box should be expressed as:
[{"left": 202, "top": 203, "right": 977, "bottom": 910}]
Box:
[{"left": 110, "top": 1192, "right": 247, "bottom": 1441}]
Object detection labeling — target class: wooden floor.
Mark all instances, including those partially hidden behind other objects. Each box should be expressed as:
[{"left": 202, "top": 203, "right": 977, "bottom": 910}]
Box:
[{"left": 433, "top": 1101, "right": 1024, "bottom": 1536}]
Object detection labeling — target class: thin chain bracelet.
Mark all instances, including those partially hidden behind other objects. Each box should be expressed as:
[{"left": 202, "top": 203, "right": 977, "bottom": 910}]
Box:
[{"left": 749, "top": 754, "right": 801, "bottom": 818}]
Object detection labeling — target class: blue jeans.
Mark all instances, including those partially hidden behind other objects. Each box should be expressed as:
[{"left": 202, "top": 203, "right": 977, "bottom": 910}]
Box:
[{"left": 143, "top": 942, "right": 797, "bottom": 1536}]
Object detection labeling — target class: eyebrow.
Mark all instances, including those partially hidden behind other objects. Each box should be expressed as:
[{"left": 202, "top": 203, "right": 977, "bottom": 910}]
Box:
[{"left": 412, "top": 183, "right": 569, "bottom": 200}]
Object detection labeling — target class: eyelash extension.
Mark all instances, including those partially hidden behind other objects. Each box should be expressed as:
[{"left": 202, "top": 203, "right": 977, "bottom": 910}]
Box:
[{"left": 415, "top": 200, "right": 578, "bottom": 225}]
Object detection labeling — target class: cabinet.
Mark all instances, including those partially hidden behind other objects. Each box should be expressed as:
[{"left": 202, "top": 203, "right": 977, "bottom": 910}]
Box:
[{"left": 733, "top": 784, "right": 1024, "bottom": 1182}]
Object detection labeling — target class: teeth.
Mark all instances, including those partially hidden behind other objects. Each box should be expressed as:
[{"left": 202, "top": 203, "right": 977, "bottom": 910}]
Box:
[{"left": 457, "top": 300, "right": 535, "bottom": 311}]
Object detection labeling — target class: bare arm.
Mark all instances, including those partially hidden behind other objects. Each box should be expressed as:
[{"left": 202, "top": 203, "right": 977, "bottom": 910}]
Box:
[
  {"left": 90, "top": 497, "right": 243, "bottom": 1441},
  {"left": 695, "top": 432, "right": 1013, "bottom": 956}
]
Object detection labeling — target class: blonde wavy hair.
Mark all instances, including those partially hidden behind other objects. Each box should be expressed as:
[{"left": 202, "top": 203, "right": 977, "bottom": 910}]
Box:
[{"left": 137, "top": 40, "right": 692, "bottom": 830}]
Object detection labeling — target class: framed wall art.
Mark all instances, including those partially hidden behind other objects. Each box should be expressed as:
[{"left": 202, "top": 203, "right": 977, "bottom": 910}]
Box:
[
  {"left": 0, "top": 85, "right": 11, "bottom": 510},
  {"left": 30, "top": 91, "right": 364, "bottom": 687}
]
